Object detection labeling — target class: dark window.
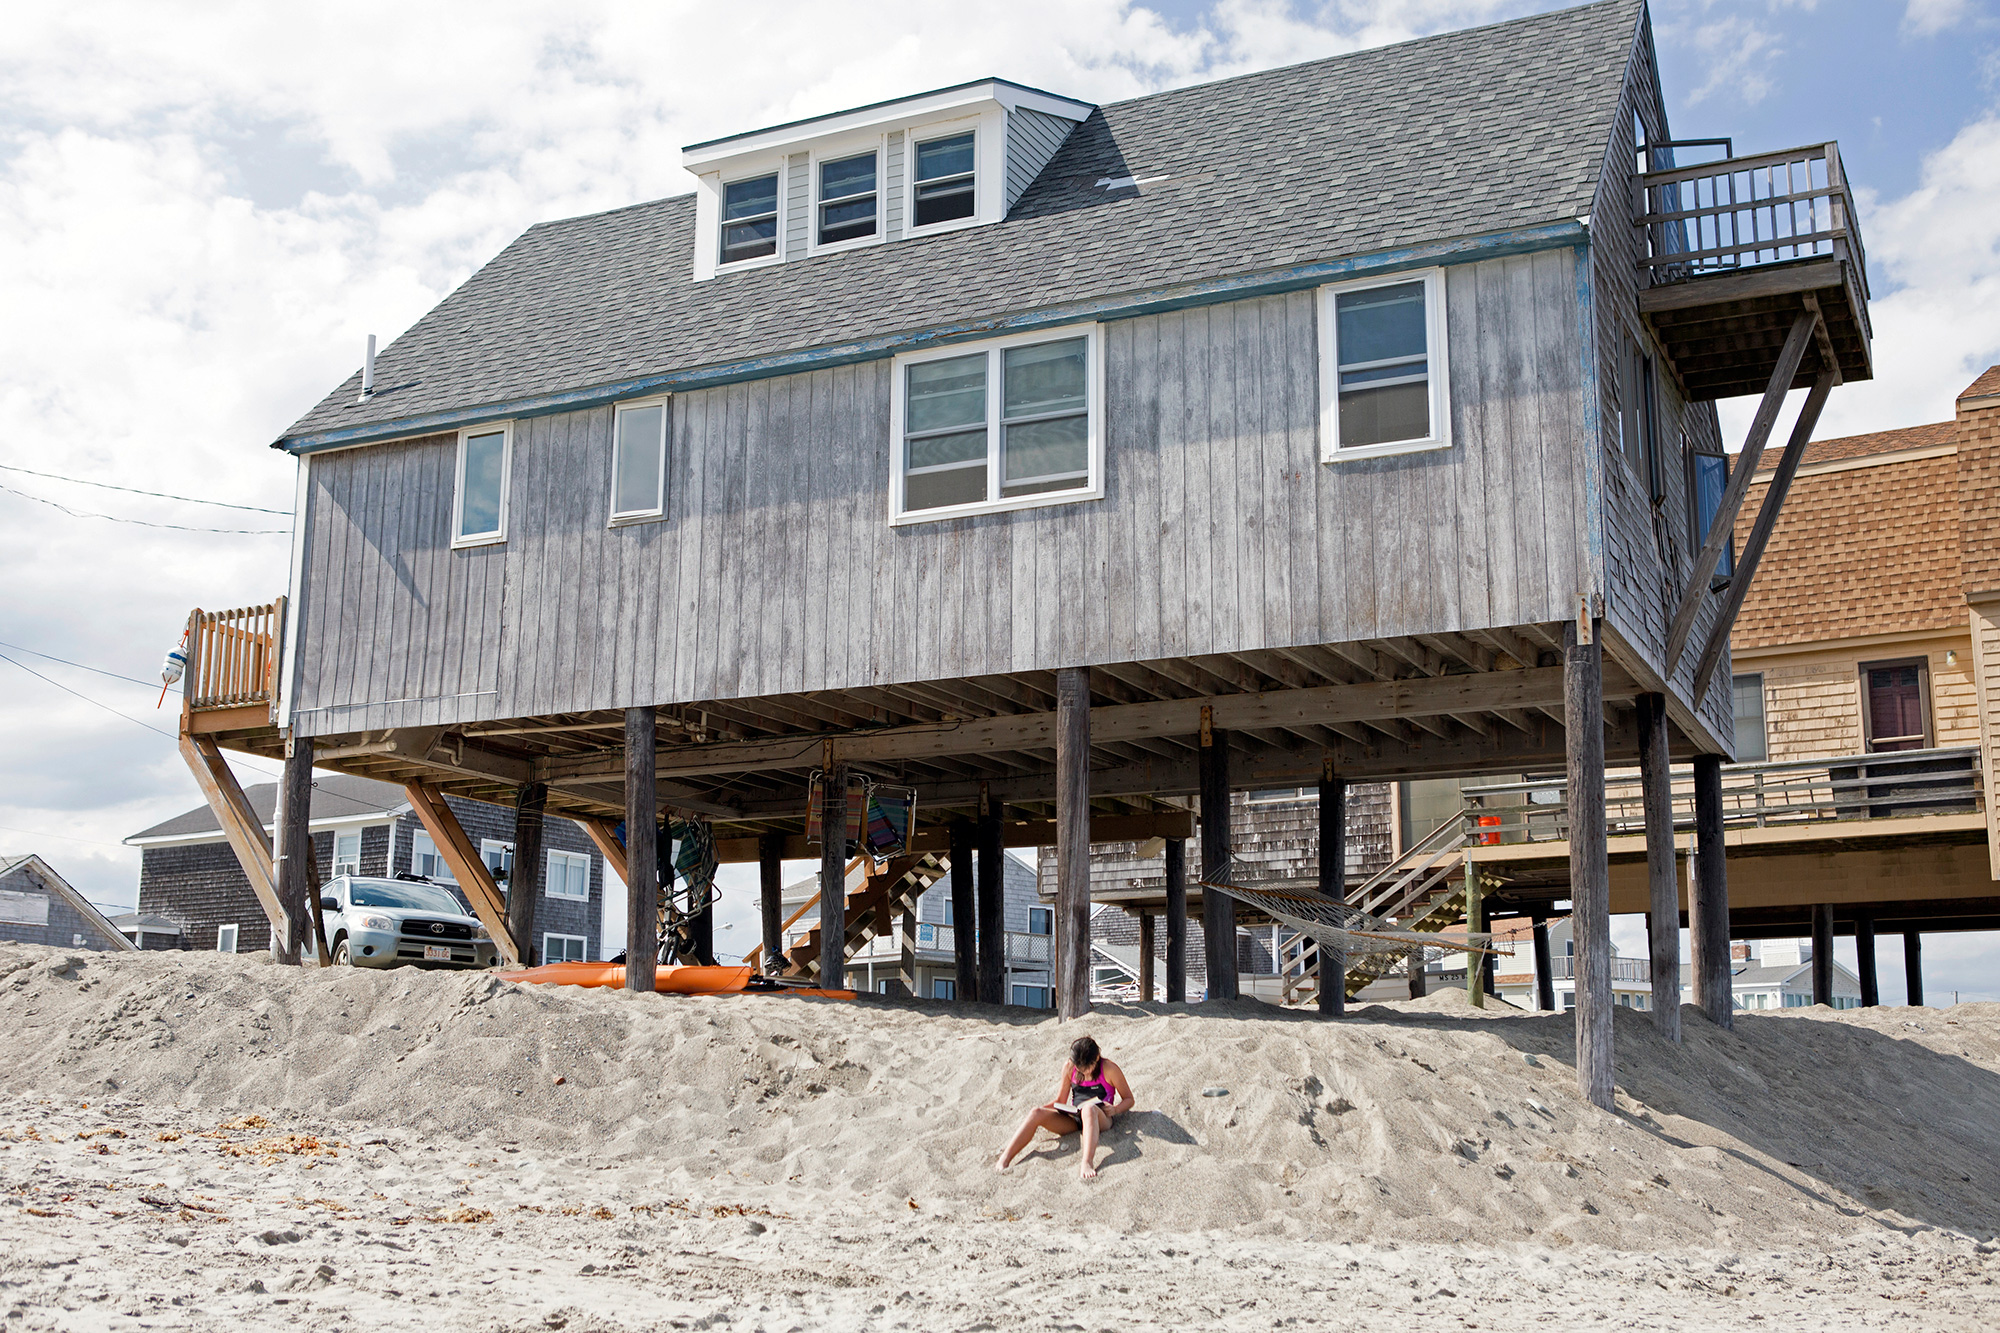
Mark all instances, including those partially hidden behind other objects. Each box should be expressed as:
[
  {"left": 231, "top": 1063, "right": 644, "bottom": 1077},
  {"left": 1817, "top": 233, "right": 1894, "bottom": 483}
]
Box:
[
  {"left": 1621, "top": 335, "right": 1662, "bottom": 500},
  {"left": 720, "top": 174, "right": 779, "bottom": 263},
  {"left": 932, "top": 977, "right": 955, "bottom": 1000},
  {"left": 1732, "top": 673, "right": 1767, "bottom": 762},
  {"left": 1692, "top": 452, "right": 1734, "bottom": 579},
  {"left": 913, "top": 132, "right": 976, "bottom": 227},
  {"left": 1863, "top": 660, "right": 1928, "bottom": 752},
  {"left": 1027, "top": 907, "right": 1051, "bottom": 936},
  {"left": 818, "top": 152, "right": 877, "bottom": 245},
  {"left": 939, "top": 898, "right": 954, "bottom": 927}
]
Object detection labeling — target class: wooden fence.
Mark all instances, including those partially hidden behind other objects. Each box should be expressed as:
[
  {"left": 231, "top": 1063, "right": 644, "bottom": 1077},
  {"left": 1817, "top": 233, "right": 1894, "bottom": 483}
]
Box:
[
  {"left": 1636, "top": 141, "right": 1868, "bottom": 298},
  {"left": 186, "top": 599, "right": 283, "bottom": 711}
]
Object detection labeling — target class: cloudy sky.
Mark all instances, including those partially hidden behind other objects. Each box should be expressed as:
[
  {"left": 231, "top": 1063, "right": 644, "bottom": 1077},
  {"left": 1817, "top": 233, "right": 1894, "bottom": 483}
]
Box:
[{"left": 3, "top": 0, "right": 1996, "bottom": 999}]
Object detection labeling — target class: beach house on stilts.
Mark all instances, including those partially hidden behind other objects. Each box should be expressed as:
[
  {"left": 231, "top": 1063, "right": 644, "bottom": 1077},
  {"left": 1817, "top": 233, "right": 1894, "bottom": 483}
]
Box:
[{"left": 173, "top": 0, "right": 1870, "bottom": 1109}]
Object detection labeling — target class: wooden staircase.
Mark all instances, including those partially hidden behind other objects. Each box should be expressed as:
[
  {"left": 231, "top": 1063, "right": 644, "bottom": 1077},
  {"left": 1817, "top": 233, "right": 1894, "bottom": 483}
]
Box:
[
  {"left": 1279, "top": 817, "right": 1473, "bottom": 1005},
  {"left": 744, "top": 852, "right": 950, "bottom": 982}
]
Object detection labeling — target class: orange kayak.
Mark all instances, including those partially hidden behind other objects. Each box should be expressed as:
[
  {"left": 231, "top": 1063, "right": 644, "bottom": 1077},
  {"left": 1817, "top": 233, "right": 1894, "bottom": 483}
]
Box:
[{"left": 504, "top": 961, "right": 854, "bottom": 999}]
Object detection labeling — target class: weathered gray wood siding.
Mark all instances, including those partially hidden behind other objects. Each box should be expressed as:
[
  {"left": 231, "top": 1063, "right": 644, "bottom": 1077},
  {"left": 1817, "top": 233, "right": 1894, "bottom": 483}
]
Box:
[
  {"left": 290, "top": 248, "right": 1591, "bottom": 736},
  {"left": 1005, "top": 108, "right": 1077, "bottom": 211},
  {"left": 1591, "top": 16, "right": 1734, "bottom": 750},
  {"left": 783, "top": 152, "right": 809, "bottom": 257}
]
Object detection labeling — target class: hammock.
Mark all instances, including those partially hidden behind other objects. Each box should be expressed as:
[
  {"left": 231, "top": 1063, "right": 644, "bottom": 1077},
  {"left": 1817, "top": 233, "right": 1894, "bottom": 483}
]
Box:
[{"left": 1196, "top": 860, "right": 1495, "bottom": 963}]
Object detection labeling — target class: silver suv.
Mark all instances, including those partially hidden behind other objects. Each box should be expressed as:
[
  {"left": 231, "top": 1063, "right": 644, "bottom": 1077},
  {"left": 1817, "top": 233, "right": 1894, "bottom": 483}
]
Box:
[{"left": 321, "top": 875, "right": 498, "bottom": 969}]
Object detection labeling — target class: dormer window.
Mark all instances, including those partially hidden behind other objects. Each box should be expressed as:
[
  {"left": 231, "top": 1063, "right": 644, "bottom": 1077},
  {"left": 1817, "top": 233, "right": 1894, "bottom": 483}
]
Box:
[
  {"left": 912, "top": 131, "right": 976, "bottom": 228},
  {"left": 818, "top": 151, "right": 879, "bottom": 247},
  {"left": 720, "top": 174, "right": 779, "bottom": 264}
]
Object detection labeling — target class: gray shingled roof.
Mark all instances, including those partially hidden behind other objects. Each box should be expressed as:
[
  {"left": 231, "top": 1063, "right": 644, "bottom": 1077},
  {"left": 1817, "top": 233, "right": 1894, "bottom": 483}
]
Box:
[
  {"left": 281, "top": 0, "right": 1640, "bottom": 447},
  {"left": 127, "top": 773, "right": 410, "bottom": 842}
]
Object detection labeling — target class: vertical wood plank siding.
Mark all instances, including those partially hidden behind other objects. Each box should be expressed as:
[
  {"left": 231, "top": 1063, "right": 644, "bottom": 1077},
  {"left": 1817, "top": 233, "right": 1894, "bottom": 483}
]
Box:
[
  {"left": 290, "top": 253, "right": 1591, "bottom": 736},
  {"left": 1592, "top": 20, "right": 1735, "bottom": 747}
]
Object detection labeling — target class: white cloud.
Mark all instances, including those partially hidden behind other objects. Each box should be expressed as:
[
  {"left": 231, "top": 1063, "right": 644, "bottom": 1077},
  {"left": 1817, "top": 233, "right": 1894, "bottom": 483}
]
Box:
[{"left": 1904, "top": 0, "right": 1974, "bottom": 38}]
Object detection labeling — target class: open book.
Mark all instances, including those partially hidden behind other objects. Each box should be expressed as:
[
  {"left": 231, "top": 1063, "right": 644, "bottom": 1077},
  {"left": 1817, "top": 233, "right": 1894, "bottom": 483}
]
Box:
[{"left": 1052, "top": 1094, "right": 1105, "bottom": 1115}]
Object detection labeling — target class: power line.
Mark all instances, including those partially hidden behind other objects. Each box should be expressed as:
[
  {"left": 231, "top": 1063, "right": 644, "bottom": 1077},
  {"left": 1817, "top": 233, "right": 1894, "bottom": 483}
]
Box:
[
  {"left": 0, "top": 649, "right": 181, "bottom": 741},
  {"left": 0, "top": 638, "right": 179, "bottom": 694},
  {"left": 0, "top": 482, "right": 290, "bottom": 535},
  {"left": 0, "top": 824, "right": 133, "bottom": 850},
  {"left": 0, "top": 461, "right": 293, "bottom": 514}
]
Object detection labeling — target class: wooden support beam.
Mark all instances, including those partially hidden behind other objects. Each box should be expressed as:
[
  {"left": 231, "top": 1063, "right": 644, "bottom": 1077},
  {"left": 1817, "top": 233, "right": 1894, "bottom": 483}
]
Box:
[
  {"left": 274, "top": 736, "right": 314, "bottom": 966},
  {"left": 1566, "top": 620, "right": 1613, "bottom": 1111},
  {"left": 1464, "top": 861, "right": 1485, "bottom": 1010},
  {"left": 898, "top": 906, "right": 918, "bottom": 996},
  {"left": 1904, "top": 932, "right": 1924, "bottom": 1007},
  {"left": 949, "top": 821, "right": 977, "bottom": 1000},
  {"left": 977, "top": 787, "right": 1005, "bottom": 1005},
  {"left": 819, "top": 759, "right": 848, "bottom": 985},
  {"left": 758, "top": 831, "right": 785, "bottom": 976},
  {"left": 1532, "top": 913, "right": 1555, "bottom": 1012},
  {"left": 1199, "top": 721, "right": 1238, "bottom": 1002},
  {"left": 1856, "top": 913, "right": 1879, "bottom": 1007},
  {"left": 624, "top": 708, "right": 658, "bottom": 991},
  {"left": 511, "top": 782, "right": 547, "bottom": 966},
  {"left": 403, "top": 780, "right": 521, "bottom": 967},
  {"left": 1318, "top": 761, "right": 1346, "bottom": 1017},
  {"left": 1689, "top": 370, "right": 1839, "bottom": 700},
  {"left": 1138, "top": 912, "right": 1156, "bottom": 1002},
  {"left": 1664, "top": 310, "right": 1819, "bottom": 672},
  {"left": 1637, "top": 694, "right": 1682, "bottom": 1041},
  {"left": 1690, "top": 754, "right": 1732, "bottom": 1029},
  {"left": 178, "top": 732, "right": 288, "bottom": 951},
  {"left": 1164, "top": 839, "right": 1187, "bottom": 1003},
  {"left": 1811, "top": 904, "right": 1835, "bottom": 1006},
  {"left": 580, "top": 817, "right": 627, "bottom": 885},
  {"left": 1055, "top": 667, "right": 1092, "bottom": 1020}
]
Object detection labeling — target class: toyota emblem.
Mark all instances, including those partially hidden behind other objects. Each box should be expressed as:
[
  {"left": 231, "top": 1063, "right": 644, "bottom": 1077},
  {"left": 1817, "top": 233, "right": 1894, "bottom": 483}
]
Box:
[{"left": 430, "top": 923, "right": 444, "bottom": 935}]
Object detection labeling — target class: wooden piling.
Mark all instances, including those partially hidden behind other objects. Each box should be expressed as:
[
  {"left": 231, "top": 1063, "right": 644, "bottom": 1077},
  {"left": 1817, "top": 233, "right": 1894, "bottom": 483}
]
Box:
[
  {"left": 1055, "top": 667, "right": 1092, "bottom": 1020},
  {"left": 977, "top": 787, "right": 1006, "bottom": 1006},
  {"left": 1532, "top": 912, "right": 1555, "bottom": 1011},
  {"left": 275, "top": 734, "right": 314, "bottom": 967},
  {"left": 1199, "top": 722, "right": 1238, "bottom": 1002},
  {"left": 949, "top": 821, "right": 977, "bottom": 1000},
  {"left": 1565, "top": 618, "right": 1613, "bottom": 1111},
  {"left": 1318, "top": 762, "right": 1347, "bottom": 1016},
  {"left": 1138, "top": 912, "right": 1155, "bottom": 1001},
  {"left": 624, "top": 708, "right": 658, "bottom": 993},
  {"left": 819, "top": 761, "right": 848, "bottom": 986},
  {"left": 758, "top": 831, "right": 785, "bottom": 975},
  {"left": 1811, "top": 903, "right": 1835, "bottom": 1007},
  {"left": 510, "top": 781, "right": 546, "bottom": 966},
  {"left": 1636, "top": 693, "right": 1681, "bottom": 1040},
  {"left": 1164, "top": 839, "right": 1187, "bottom": 1003},
  {"left": 1904, "top": 931, "right": 1924, "bottom": 1007},
  {"left": 1464, "top": 862, "right": 1485, "bottom": 1010},
  {"left": 1856, "top": 913, "right": 1879, "bottom": 1007},
  {"left": 1690, "top": 754, "right": 1731, "bottom": 1029}
]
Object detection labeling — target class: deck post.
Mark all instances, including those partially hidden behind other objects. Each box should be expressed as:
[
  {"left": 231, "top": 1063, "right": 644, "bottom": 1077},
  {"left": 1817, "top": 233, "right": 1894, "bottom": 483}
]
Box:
[
  {"left": 1164, "top": 839, "right": 1187, "bottom": 1002},
  {"left": 1690, "top": 755, "right": 1732, "bottom": 1028},
  {"left": 758, "top": 832, "right": 785, "bottom": 975},
  {"left": 1408, "top": 953, "right": 1427, "bottom": 998},
  {"left": 1318, "top": 761, "right": 1347, "bottom": 1016},
  {"left": 1811, "top": 904, "right": 1835, "bottom": 1007},
  {"left": 1055, "top": 666, "right": 1092, "bottom": 1020},
  {"left": 1464, "top": 862, "right": 1484, "bottom": 1009},
  {"left": 1637, "top": 693, "right": 1682, "bottom": 1041},
  {"left": 1855, "top": 913, "right": 1879, "bottom": 1007},
  {"left": 1138, "top": 912, "right": 1156, "bottom": 1001},
  {"left": 1565, "top": 618, "right": 1614, "bottom": 1111},
  {"left": 1532, "top": 912, "right": 1555, "bottom": 1011},
  {"left": 510, "top": 782, "right": 546, "bottom": 967},
  {"left": 819, "top": 761, "right": 848, "bottom": 987},
  {"left": 949, "top": 821, "right": 977, "bottom": 1000},
  {"left": 1904, "top": 931, "right": 1924, "bottom": 1006},
  {"left": 624, "top": 708, "right": 658, "bottom": 992},
  {"left": 977, "top": 785, "right": 1006, "bottom": 1006},
  {"left": 274, "top": 734, "right": 313, "bottom": 966},
  {"left": 1199, "top": 719, "right": 1238, "bottom": 1001}
]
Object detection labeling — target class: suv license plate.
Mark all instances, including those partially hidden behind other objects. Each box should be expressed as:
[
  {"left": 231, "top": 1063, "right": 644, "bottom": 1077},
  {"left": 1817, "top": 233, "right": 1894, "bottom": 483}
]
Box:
[{"left": 424, "top": 945, "right": 453, "bottom": 961}]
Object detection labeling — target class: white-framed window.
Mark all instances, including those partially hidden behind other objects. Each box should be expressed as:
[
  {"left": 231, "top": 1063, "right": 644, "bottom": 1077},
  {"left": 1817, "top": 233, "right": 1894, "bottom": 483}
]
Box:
[
  {"left": 543, "top": 932, "right": 587, "bottom": 963},
  {"left": 216, "top": 923, "right": 239, "bottom": 954},
  {"left": 718, "top": 171, "right": 781, "bottom": 266},
  {"left": 905, "top": 123, "right": 979, "bottom": 235},
  {"left": 480, "top": 839, "right": 514, "bottom": 891},
  {"left": 1247, "top": 787, "right": 1318, "bottom": 804},
  {"left": 411, "top": 830, "right": 456, "bottom": 883},
  {"left": 452, "top": 422, "right": 512, "bottom": 547},
  {"left": 1026, "top": 907, "right": 1052, "bottom": 936},
  {"left": 610, "top": 398, "right": 669, "bottom": 524},
  {"left": 891, "top": 325, "right": 1103, "bottom": 522},
  {"left": 546, "top": 849, "right": 591, "bottom": 901},
  {"left": 1318, "top": 269, "right": 1450, "bottom": 461},
  {"left": 813, "top": 143, "right": 881, "bottom": 250},
  {"left": 931, "top": 977, "right": 956, "bottom": 1000},
  {"left": 332, "top": 831, "right": 362, "bottom": 877}
]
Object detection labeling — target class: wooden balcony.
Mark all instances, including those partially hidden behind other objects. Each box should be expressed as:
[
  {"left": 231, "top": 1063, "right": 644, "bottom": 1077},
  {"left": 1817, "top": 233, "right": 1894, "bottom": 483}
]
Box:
[
  {"left": 1635, "top": 142, "right": 1872, "bottom": 400},
  {"left": 182, "top": 599, "right": 284, "bottom": 735}
]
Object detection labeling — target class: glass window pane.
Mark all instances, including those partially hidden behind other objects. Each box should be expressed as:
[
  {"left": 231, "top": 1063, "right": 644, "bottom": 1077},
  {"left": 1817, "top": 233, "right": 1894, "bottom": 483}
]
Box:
[
  {"left": 1338, "top": 381, "right": 1429, "bottom": 447},
  {"left": 819, "top": 197, "right": 876, "bottom": 244},
  {"left": 723, "top": 174, "right": 777, "bottom": 220},
  {"left": 1336, "top": 283, "right": 1427, "bottom": 366},
  {"left": 459, "top": 431, "right": 506, "bottom": 536},
  {"left": 905, "top": 466, "right": 988, "bottom": 512},
  {"left": 1002, "top": 338, "right": 1087, "bottom": 419},
  {"left": 1731, "top": 674, "right": 1766, "bottom": 762},
  {"left": 916, "top": 133, "right": 974, "bottom": 183},
  {"left": 906, "top": 354, "right": 986, "bottom": 432},
  {"left": 908, "top": 429, "right": 987, "bottom": 471},
  {"left": 614, "top": 405, "right": 664, "bottom": 514},
  {"left": 915, "top": 179, "right": 976, "bottom": 228},
  {"left": 821, "top": 152, "right": 876, "bottom": 200},
  {"left": 1695, "top": 453, "right": 1733, "bottom": 577},
  {"left": 722, "top": 217, "right": 777, "bottom": 262},
  {"left": 1002, "top": 414, "right": 1087, "bottom": 494}
]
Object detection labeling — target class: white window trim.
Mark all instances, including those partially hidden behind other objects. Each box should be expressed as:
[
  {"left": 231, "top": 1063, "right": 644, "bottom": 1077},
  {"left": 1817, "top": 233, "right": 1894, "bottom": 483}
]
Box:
[
  {"left": 479, "top": 838, "right": 513, "bottom": 886},
  {"left": 216, "top": 923, "right": 239, "bottom": 954},
  {"left": 331, "top": 830, "right": 362, "bottom": 877},
  {"left": 901, "top": 113, "right": 996, "bottom": 241},
  {"left": 889, "top": 323, "right": 1105, "bottom": 526},
  {"left": 546, "top": 848, "right": 591, "bottom": 901},
  {"left": 543, "top": 932, "right": 588, "bottom": 962},
  {"left": 451, "top": 421, "right": 513, "bottom": 548},
  {"left": 608, "top": 396, "right": 670, "bottom": 526},
  {"left": 410, "top": 829, "right": 457, "bottom": 884},
  {"left": 715, "top": 167, "right": 787, "bottom": 273},
  {"left": 807, "top": 135, "right": 888, "bottom": 257},
  {"left": 1317, "top": 268, "right": 1451, "bottom": 463}
]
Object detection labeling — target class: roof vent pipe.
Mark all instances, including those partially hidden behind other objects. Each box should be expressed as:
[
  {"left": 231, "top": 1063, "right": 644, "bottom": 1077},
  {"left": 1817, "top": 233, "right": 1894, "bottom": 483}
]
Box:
[{"left": 358, "top": 334, "right": 376, "bottom": 403}]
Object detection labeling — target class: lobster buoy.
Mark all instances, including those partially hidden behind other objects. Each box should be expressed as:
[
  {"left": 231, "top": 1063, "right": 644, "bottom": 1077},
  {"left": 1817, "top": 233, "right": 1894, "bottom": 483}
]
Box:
[{"left": 158, "top": 631, "right": 188, "bottom": 708}]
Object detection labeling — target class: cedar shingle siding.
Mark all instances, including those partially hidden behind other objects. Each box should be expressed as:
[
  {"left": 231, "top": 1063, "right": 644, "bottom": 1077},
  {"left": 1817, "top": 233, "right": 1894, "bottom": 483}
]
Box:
[{"left": 0, "top": 862, "right": 127, "bottom": 952}]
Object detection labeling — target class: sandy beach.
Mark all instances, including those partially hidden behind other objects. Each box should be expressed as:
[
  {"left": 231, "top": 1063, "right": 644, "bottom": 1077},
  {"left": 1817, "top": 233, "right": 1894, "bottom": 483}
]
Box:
[{"left": 3, "top": 940, "right": 1998, "bottom": 1330}]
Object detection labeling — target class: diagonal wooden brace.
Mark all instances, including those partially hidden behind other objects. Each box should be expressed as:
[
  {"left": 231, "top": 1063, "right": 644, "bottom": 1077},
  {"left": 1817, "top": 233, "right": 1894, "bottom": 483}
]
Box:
[
  {"left": 1688, "top": 368, "right": 1839, "bottom": 701},
  {"left": 403, "top": 780, "right": 522, "bottom": 966},
  {"left": 578, "top": 817, "right": 629, "bottom": 885},
  {"left": 178, "top": 731, "right": 290, "bottom": 949},
  {"left": 1663, "top": 309, "right": 1819, "bottom": 673}
]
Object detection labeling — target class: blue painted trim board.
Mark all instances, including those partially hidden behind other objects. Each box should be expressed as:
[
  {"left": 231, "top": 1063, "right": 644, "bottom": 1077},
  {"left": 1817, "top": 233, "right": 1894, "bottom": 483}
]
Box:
[{"left": 278, "top": 219, "right": 1588, "bottom": 455}]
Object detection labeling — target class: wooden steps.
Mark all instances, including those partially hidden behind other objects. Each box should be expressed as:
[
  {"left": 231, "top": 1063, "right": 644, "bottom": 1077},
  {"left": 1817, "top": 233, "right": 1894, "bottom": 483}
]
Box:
[{"left": 781, "top": 852, "right": 950, "bottom": 981}]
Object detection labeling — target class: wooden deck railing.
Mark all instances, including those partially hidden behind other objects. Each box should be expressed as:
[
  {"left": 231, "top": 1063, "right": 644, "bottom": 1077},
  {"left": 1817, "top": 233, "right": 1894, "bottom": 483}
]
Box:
[
  {"left": 1635, "top": 142, "right": 1869, "bottom": 302},
  {"left": 186, "top": 599, "right": 283, "bottom": 711}
]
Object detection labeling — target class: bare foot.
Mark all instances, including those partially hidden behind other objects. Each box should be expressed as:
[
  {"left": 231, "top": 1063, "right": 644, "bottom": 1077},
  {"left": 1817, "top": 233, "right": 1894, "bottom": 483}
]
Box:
[
  {"left": 1079, "top": 1161, "right": 1098, "bottom": 1180},
  {"left": 994, "top": 1153, "right": 1013, "bottom": 1172}
]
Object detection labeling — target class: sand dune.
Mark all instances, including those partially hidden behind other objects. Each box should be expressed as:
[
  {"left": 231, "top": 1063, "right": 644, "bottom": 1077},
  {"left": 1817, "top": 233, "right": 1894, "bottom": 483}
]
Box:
[{"left": 3, "top": 941, "right": 1998, "bottom": 1329}]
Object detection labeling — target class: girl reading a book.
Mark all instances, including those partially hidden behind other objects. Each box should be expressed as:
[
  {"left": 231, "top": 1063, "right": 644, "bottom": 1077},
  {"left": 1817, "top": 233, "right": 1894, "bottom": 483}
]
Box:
[{"left": 994, "top": 1036, "right": 1134, "bottom": 1180}]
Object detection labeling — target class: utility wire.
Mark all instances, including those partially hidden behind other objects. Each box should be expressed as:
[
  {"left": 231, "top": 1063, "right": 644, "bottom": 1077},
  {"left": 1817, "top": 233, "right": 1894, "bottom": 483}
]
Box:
[
  {"left": 0, "top": 461, "right": 293, "bottom": 514},
  {"left": 0, "top": 650, "right": 181, "bottom": 741},
  {"left": 0, "top": 482, "right": 290, "bottom": 535},
  {"left": 0, "top": 638, "right": 179, "bottom": 694}
]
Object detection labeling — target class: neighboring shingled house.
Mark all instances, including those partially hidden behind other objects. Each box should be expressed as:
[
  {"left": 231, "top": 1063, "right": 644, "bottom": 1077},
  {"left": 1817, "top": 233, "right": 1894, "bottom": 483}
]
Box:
[
  {"left": 125, "top": 775, "right": 609, "bottom": 963},
  {"left": 0, "top": 855, "right": 137, "bottom": 953}
]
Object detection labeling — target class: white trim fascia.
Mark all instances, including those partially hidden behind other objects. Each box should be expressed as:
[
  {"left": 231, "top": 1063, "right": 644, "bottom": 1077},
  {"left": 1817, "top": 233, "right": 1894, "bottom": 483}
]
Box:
[
  {"left": 278, "top": 452, "right": 310, "bottom": 732},
  {"left": 806, "top": 134, "right": 889, "bottom": 258},
  {"left": 1753, "top": 441, "right": 1957, "bottom": 482},
  {"left": 607, "top": 394, "right": 672, "bottom": 526},
  {"left": 451, "top": 421, "right": 513, "bottom": 549},
  {"left": 1318, "top": 267, "right": 1452, "bottom": 463},
  {"left": 900, "top": 110, "right": 1001, "bottom": 241},
  {"left": 888, "top": 322, "right": 1104, "bottom": 526},
  {"left": 126, "top": 813, "right": 397, "bottom": 850},
  {"left": 682, "top": 80, "right": 1090, "bottom": 171}
]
